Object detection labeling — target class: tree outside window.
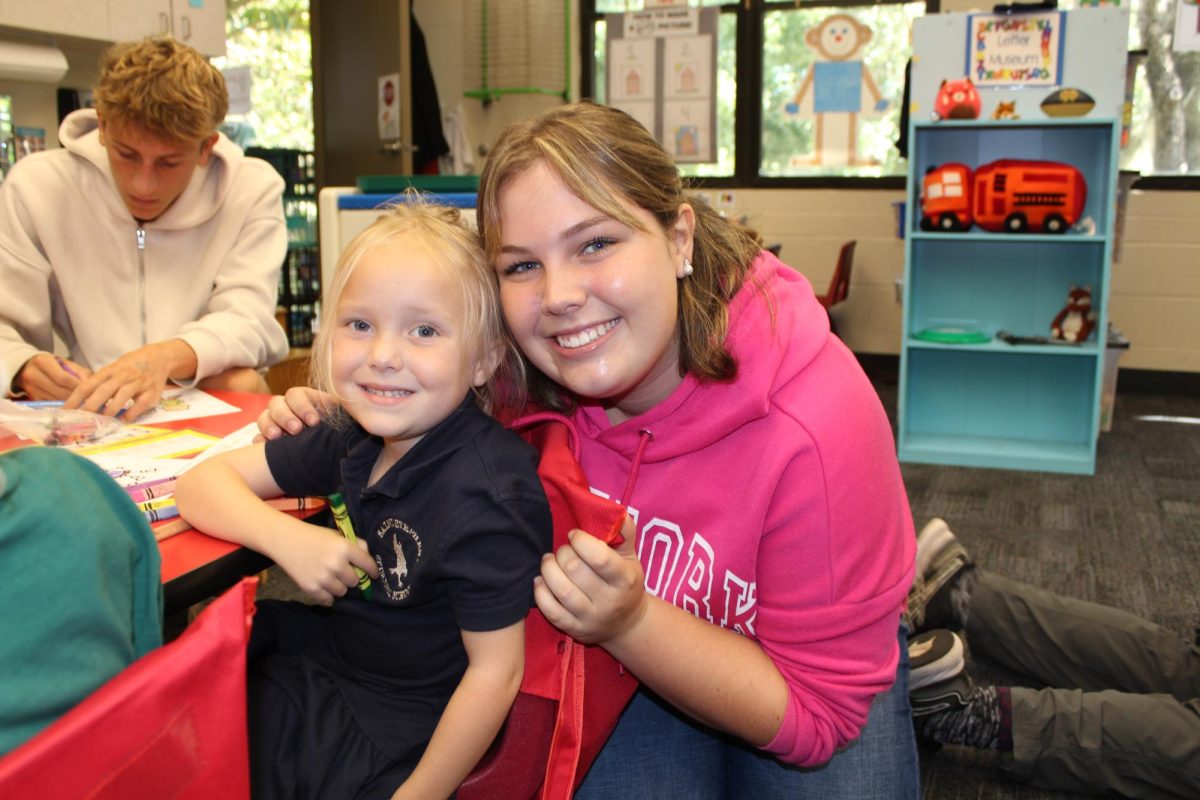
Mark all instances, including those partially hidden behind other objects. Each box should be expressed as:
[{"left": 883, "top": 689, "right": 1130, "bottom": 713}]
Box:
[{"left": 214, "top": 0, "right": 314, "bottom": 152}]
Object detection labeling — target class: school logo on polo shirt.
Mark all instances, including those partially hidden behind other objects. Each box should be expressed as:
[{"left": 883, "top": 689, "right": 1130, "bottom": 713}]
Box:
[{"left": 375, "top": 517, "right": 422, "bottom": 601}]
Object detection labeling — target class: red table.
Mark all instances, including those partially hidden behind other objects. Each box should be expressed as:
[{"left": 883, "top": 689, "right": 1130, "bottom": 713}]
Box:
[{"left": 1, "top": 391, "right": 311, "bottom": 615}]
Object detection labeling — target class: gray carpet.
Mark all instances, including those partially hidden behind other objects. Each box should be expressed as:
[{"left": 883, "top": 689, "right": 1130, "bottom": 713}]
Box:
[
  {"left": 258, "top": 365, "right": 1200, "bottom": 799},
  {"left": 871, "top": 361, "right": 1200, "bottom": 800}
]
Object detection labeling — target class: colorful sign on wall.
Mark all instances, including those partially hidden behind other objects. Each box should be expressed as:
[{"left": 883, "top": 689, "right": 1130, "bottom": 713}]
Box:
[{"left": 967, "top": 11, "right": 1065, "bottom": 87}]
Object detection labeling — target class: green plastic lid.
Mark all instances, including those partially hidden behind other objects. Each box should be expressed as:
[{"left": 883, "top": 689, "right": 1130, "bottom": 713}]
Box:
[
  {"left": 355, "top": 174, "right": 480, "bottom": 193},
  {"left": 914, "top": 326, "right": 991, "bottom": 344}
]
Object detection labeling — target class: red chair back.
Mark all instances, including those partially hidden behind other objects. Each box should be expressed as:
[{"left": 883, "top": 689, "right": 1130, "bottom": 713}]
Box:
[
  {"left": 0, "top": 578, "right": 257, "bottom": 799},
  {"left": 819, "top": 240, "right": 856, "bottom": 309}
]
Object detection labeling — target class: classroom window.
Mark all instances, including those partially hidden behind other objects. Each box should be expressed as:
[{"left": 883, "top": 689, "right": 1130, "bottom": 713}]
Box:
[
  {"left": 213, "top": 0, "right": 314, "bottom": 151},
  {"left": 585, "top": 1, "right": 926, "bottom": 186},
  {"left": 586, "top": 1, "right": 1200, "bottom": 187},
  {"left": 1061, "top": 0, "right": 1200, "bottom": 181},
  {"left": 760, "top": 3, "right": 924, "bottom": 178}
]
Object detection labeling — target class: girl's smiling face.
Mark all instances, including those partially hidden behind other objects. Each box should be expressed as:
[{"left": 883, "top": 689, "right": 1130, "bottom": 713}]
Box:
[
  {"left": 494, "top": 161, "right": 694, "bottom": 423},
  {"left": 332, "top": 239, "right": 488, "bottom": 461}
]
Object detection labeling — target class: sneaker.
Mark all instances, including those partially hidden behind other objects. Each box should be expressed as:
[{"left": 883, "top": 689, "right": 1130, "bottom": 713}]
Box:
[
  {"left": 908, "top": 629, "right": 973, "bottom": 717},
  {"left": 905, "top": 517, "right": 977, "bottom": 634}
]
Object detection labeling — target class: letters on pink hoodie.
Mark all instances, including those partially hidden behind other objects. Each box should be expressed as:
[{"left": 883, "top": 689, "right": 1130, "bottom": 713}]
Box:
[{"left": 571, "top": 250, "right": 915, "bottom": 766}]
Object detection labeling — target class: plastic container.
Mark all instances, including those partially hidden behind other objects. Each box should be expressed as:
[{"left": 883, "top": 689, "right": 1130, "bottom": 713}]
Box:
[{"left": 1100, "top": 323, "right": 1130, "bottom": 433}]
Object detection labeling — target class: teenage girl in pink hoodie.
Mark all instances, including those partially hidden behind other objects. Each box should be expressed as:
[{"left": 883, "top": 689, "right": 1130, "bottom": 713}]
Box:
[{"left": 261, "top": 101, "right": 918, "bottom": 798}]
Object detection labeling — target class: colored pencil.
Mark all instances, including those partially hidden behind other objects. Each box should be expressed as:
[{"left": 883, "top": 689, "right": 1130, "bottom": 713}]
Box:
[{"left": 152, "top": 517, "right": 193, "bottom": 541}]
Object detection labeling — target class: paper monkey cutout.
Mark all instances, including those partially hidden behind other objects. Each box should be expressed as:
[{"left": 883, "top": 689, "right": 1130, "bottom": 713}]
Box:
[{"left": 785, "top": 13, "right": 889, "bottom": 167}]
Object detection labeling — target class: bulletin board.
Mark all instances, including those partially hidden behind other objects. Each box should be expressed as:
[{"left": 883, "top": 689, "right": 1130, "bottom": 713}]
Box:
[
  {"left": 910, "top": 6, "right": 1129, "bottom": 125},
  {"left": 606, "top": 6, "right": 719, "bottom": 163}
]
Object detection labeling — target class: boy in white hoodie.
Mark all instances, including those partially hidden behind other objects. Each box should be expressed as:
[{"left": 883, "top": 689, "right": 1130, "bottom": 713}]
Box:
[{"left": 0, "top": 36, "right": 288, "bottom": 420}]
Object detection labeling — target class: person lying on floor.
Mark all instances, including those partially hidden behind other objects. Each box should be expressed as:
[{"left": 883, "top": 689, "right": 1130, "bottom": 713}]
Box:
[{"left": 905, "top": 517, "right": 1200, "bottom": 800}]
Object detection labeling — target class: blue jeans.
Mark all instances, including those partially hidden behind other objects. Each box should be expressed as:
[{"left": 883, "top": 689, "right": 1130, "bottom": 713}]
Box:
[{"left": 575, "top": 623, "right": 919, "bottom": 800}]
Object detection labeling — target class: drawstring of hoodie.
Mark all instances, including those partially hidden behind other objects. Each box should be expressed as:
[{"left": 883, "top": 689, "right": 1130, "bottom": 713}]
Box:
[
  {"left": 509, "top": 412, "right": 655, "bottom": 512},
  {"left": 619, "top": 429, "right": 654, "bottom": 507}
]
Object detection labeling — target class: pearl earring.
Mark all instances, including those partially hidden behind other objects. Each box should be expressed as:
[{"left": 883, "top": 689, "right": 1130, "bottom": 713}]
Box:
[{"left": 682, "top": 258, "right": 694, "bottom": 277}]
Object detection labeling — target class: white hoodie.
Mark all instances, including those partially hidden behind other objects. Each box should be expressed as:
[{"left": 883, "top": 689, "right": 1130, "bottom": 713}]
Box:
[{"left": 0, "top": 109, "right": 289, "bottom": 392}]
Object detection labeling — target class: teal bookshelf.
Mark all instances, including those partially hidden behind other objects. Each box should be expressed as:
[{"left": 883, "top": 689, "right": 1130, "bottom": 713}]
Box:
[
  {"left": 898, "top": 7, "right": 1128, "bottom": 475},
  {"left": 898, "top": 118, "right": 1120, "bottom": 475}
]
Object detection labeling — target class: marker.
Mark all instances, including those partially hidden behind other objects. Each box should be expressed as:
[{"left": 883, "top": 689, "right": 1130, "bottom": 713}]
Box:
[
  {"left": 328, "top": 492, "right": 372, "bottom": 599},
  {"left": 13, "top": 400, "right": 65, "bottom": 409},
  {"left": 55, "top": 356, "right": 80, "bottom": 380}
]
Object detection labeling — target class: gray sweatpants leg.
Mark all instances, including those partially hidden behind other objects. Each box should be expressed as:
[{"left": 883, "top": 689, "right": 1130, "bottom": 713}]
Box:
[{"left": 966, "top": 571, "right": 1200, "bottom": 798}]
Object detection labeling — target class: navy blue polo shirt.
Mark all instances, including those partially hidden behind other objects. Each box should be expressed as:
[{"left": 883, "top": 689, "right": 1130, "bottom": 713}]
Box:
[{"left": 263, "top": 393, "right": 551, "bottom": 759}]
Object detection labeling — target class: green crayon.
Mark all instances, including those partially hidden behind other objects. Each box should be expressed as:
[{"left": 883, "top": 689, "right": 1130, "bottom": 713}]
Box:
[{"left": 328, "top": 492, "right": 372, "bottom": 599}]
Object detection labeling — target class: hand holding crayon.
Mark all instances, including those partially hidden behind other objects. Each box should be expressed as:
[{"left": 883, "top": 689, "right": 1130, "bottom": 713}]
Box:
[{"left": 329, "top": 492, "right": 373, "bottom": 599}]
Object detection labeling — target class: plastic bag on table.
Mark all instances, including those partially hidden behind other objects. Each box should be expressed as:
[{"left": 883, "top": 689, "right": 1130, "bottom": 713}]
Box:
[{"left": 0, "top": 400, "right": 123, "bottom": 446}]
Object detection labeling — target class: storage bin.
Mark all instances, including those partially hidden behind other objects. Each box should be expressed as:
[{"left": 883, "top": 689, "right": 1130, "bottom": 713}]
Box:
[{"left": 1100, "top": 324, "right": 1130, "bottom": 433}]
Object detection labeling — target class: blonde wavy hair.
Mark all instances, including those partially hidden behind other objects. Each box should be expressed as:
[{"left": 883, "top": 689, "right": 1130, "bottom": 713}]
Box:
[
  {"left": 93, "top": 36, "right": 228, "bottom": 143},
  {"left": 310, "top": 193, "right": 524, "bottom": 417},
  {"left": 476, "top": 100, "right": 764, "bottom": 413}
]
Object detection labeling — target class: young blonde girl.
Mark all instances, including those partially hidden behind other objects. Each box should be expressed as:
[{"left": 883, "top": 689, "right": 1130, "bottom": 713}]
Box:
[{"left": 176, "top": 199, "right": 551, "bottom": 800}]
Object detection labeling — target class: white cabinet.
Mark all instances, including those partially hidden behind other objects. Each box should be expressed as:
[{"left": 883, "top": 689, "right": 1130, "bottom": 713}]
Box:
[
  {"left": 109, "top": 0, "right": 227, "bottom": 57},
  {"left": 0, "top": 1, "right": 225, "bottom": 57},
  {"left": 0, "top": 1, "right": 111, "bottom": 42}
]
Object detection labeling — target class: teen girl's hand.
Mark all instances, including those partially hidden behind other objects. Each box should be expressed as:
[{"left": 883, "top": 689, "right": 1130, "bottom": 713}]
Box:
[
  {"left": 534, "top": 517, "right": 648, "bottom": 646},
  {"left": 271, "top": 521, "right": 379, "bottom": 607},
  {"left": 257, "top": 386, "right": 331, "bottom": 440},
  {"left": 12, "top": 353, "right": 91, "bottom": 400}
]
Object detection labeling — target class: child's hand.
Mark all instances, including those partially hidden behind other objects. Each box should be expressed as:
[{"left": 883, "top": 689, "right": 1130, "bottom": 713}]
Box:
[{"left": 272, "top": 523, "right": 379, "bottom": 606}]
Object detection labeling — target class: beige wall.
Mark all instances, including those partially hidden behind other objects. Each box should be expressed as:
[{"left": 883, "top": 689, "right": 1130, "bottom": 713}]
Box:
[{"left": 725, "top": 188, "right": 1200, "bottom": 373}]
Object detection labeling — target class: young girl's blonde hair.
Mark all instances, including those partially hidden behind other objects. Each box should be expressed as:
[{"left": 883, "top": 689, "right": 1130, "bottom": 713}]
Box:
[{"left": 310, "top": 193, "right": 524, "bottom": 415}]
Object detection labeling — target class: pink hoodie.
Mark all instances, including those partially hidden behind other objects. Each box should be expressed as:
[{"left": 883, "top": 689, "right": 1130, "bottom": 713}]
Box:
[{"left": 571, "top": 250, "right": 915, "bottom": 766}]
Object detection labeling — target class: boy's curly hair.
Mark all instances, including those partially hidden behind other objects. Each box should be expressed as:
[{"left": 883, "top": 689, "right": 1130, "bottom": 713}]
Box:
[{"left": 93, "top": 36, "right": 228, "bottom": 143}]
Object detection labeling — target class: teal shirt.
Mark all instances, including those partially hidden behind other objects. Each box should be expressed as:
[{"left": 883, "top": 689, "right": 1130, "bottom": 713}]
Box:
[{"left": 0, "top": 447, "right": 162, "bottom": 756}]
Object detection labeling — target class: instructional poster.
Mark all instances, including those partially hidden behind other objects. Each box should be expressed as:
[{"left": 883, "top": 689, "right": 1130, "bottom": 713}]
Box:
[{"left": 606, "top": 7, "right": 718, "bottom": 163}]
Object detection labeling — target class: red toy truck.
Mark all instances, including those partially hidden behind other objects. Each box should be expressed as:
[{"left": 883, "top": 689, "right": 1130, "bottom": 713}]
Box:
[
  {"left": 919, "top": 162, "right": 974, "bottom": 231},
  {"left": 920, "top": 160, "right": 1086, "bottom": 234}
]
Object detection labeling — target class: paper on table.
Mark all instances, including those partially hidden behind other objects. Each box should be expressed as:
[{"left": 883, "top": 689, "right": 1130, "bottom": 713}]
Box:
[
  {"left": 131, "top": 387, "right": 241, "bottom": 425},
  {"left": 85, "top": 454, "right": 193, "bottom": 488},
  {"left": 74, "top": 428, "right": 219, "bottom": 459},
  {"left": 178, "top": 422, "right": 261, "bottom": 473}
]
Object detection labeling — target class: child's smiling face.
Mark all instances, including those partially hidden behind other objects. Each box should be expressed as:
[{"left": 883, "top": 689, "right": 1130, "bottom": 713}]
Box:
[{"left": 331, "top": 239, "right": 489, "bottom": 460}]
